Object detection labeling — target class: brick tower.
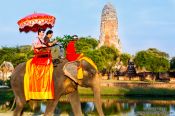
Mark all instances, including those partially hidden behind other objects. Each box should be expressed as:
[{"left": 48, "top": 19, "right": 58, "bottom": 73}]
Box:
[{"left": 98, "top": 3, "right": 122, "bottom": 52}]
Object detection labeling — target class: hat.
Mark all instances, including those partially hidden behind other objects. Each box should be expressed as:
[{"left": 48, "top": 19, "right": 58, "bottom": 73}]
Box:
[{"left": 72, "top": 35, "right": 78, "bottom": 40}]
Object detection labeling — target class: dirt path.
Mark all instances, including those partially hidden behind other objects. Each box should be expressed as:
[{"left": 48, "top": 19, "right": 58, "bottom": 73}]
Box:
[{"left": 0, "top": 112, "right": 13, "bottom": 116}]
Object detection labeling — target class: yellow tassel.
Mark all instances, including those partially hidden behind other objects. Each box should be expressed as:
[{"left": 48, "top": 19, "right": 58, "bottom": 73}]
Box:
[{"left": 77, "top": 67, "right": 83, "bottom": 79}]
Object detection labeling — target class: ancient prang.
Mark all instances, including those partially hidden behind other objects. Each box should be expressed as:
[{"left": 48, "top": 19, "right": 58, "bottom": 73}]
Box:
[{"left": 98, "top": 3, "right": 122, "bottom": 52}]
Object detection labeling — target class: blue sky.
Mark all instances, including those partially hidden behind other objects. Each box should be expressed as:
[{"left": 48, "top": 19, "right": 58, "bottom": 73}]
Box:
[{"left": 0, "top": 0, "right": 175, "bottom": 57}]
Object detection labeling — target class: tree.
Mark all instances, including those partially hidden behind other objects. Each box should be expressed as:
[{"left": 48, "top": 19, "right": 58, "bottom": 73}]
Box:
[
  {"left": 85, "top": 49, "right": 105, "bottom": 71},
  {"left": 0, "top": 46, "right": 33, "bottom": 67},
  {"left": 170, "top": 57, "right": 175, "bottom": 70},
  {"left": 120, "top": 53, "right": 131, "bottom": 66},
  {"left": 147, "top": 48, "right": 169, "bottom": 58},
  {"left": 86, "top": 46, "right": 119, "bottom": 73},
  {"left": 75, "top": 37, "right": 98, "bottom": 53},
  {"left": 134, "top": 49, "right": 170, "bottom": 73},
  {"left": 74, "top": 37, "right": 104, "bottom": 70},
  {"left": 55, "top": 35, "right": 73, "bottom": 49},
  {"left": 56, "top": 36, "right": 119, "bottom": 72}
]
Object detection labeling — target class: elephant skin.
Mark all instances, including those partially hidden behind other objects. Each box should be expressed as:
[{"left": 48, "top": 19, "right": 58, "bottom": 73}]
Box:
[{"left": 10, "top": 59, "right": 104, "bottom": 116}]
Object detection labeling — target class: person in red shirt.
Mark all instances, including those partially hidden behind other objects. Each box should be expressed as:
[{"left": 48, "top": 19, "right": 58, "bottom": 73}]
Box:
[{"left": 66, "top": 35, "right": 82, "bottom": 61}]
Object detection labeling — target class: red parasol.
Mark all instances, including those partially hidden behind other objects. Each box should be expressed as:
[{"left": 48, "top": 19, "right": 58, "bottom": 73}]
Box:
[{"left": 17, "top": 13, "right": 56, "bottom": 33}]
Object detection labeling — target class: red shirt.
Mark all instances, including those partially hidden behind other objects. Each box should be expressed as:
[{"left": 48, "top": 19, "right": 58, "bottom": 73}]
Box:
[{"left": 66, "top": 41, "right": 80, "bottom": 61}]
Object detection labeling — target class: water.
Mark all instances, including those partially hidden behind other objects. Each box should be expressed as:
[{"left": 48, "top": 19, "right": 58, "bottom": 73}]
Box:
[{"left": 1, "top": 92, "right": 175, "bottom": 116}]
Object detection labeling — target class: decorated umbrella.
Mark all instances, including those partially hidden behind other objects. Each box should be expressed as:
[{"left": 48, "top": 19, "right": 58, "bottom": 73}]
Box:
[{"left": 17, "top": 13, "right": 56, "bottom": 33}]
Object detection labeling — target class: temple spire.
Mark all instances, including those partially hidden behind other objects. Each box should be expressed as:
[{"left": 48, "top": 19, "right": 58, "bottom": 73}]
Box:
[{"left": 98, "top": 3, "right": 122, "bottom": 53}]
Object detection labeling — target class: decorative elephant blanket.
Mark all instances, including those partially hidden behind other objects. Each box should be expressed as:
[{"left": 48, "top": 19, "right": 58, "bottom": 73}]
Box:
[
  {"left": 24, "top": 58, "right": 54, "bottom": 101},
  {"left": 63, "top": 56, "right": 98, "bottom": 83}
]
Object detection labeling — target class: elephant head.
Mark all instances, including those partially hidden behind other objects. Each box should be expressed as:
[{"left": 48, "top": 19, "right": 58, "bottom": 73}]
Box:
[{"left": 63, "top": 59, "right": 104, "bottom": 116}]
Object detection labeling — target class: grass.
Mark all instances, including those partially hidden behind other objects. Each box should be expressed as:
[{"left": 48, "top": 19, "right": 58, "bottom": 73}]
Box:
[
  {"left": 101, "top": 79, "right": 168, "bottom": 83},
  {"left": 78, "top": 86, "right": 175, "bottom": 97},
  {"left": 1, "top": 85, "right": 175, "bottom": 100}
]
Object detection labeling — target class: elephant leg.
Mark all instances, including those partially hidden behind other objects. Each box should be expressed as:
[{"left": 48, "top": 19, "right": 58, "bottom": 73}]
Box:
[
  {"left": 44, "top": 97, "right": 60, "bottom": 116},
  {"left": 13, "top": 97, "right": 26, "bottom": 116},
  {"left": 68, "top": 90, "right": 83, "bottom": 116},
  {"left": 92, "top": 75, "right": 104, "bottom": 116}
]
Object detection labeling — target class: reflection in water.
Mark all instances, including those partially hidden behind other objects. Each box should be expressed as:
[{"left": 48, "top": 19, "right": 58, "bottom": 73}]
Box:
[
  {"left": 82, "top": 102, "right": 95, "bottom": 114},
  {"left": 170, "top": 105, "right": 175, "bottom": 116},
  {"left": 39, "top": 102, "right": 95, "bottom": 115},
  {"left": 40, "top": 102, "right": 46, "bottom": 113},
  {"left": 144, "top": 103, "right": 151, "bottom": 109},
  {"left": 2, "top": 97, "right": 175, "bottom": 115},
  {"left": 0, "top": 101, "right": 12, "bottom": 112}
]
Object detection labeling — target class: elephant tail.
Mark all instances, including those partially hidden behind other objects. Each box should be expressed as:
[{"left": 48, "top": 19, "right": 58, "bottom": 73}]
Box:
[{"left": 10, "top": 97, "right": 16, "bottom": 111}]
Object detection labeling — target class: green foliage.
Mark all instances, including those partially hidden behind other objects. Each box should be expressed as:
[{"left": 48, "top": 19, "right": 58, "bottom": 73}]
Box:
[
  {"left": 120, "top": 53, "right": 132, "bottom": 66},
  {"left": 85, "top": 49, "right": 105, "bottom": 71},
  {"left": 0, "top": 46, "right": 33, "bottom": 67},
  {"left": 55, "top": 35, "right": 73, "bottom": 49},
  {"left": 59, "top": 36, "right": 119, "bottom": 71},
  {"left": 11, "top": 53, "right": 28, "bottom": 67},
  {"left": 134, "top": 49, "right": 170, "bottom": 73},
  {"left": 134, "top": 51, "right": 148, "bottom": 68},
  {"left": 170, "top": 57, "right": 175, "bottom": 70},
  {"left": 75, "top": 37, "right": 98, "bottom": 53},
  {"left": 100, "top": 46, "right": 119, "bottom": 72},
  {"left": 147, "top": 48, "right": 169, "bottom": 58},
  {"left": 19, "top": 45, "right": 32, "bottom": 53},
  {"left": 99, "top": 46, "right": 119, "bottom": 61},
  {"left": 56, "top": 36, "right": 119, "bottom": 71},
  {"left": 85, "top": 46, "right": 119, "bottom": 71}
]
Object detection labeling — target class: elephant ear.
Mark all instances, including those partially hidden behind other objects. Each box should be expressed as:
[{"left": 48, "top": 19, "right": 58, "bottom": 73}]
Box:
[{"left": 63, "top": 61, "right": 80, "bottom": 83}]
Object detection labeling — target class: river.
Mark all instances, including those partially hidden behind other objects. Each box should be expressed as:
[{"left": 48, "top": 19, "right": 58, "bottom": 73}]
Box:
[{"left": 1, "top": 94, "right": 175, "bottom": 116}]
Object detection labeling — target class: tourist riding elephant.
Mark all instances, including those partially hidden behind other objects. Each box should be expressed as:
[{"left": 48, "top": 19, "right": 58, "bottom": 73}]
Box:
[{"left": 11, "top": 59, "right": 104, "bottom": 116}]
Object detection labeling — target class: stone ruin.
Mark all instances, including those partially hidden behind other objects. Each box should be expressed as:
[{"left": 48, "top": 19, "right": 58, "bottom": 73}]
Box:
[{"left": 98, "top": 3, "right": 122, "bottom": 53}]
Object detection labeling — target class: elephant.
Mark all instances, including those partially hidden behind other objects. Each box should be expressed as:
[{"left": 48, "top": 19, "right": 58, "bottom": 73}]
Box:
[{"left": 10, "top": 59, "right": 104, "bottom": 116}]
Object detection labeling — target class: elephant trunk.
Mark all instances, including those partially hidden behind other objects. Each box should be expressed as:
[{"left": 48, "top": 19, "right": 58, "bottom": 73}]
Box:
[{"left": 92, "top": 74, "right": 104, "bottom": 116}]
